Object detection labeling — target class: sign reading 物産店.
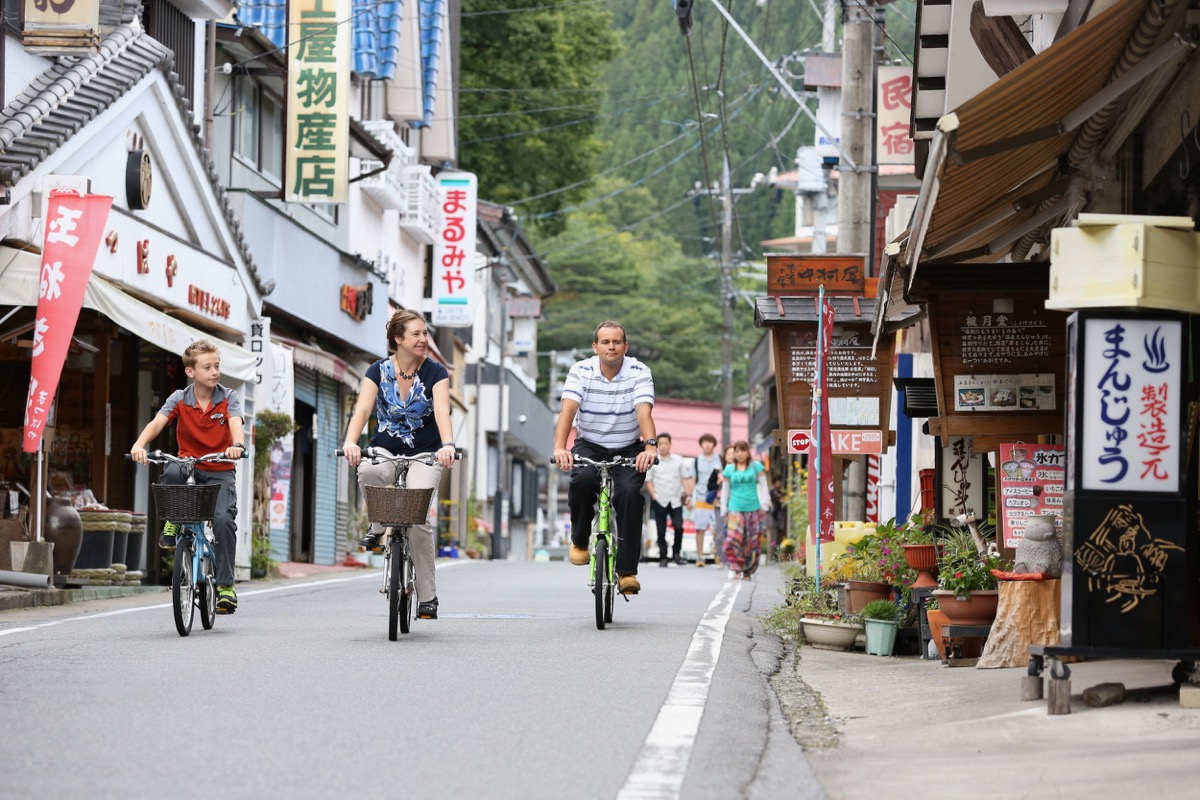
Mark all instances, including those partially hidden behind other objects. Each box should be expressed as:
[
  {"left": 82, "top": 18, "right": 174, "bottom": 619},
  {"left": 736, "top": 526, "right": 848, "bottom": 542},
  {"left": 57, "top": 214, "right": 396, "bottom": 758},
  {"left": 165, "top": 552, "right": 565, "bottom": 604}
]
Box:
[
  {"left": 1072, "top": 314, "right": 1184, "bottom": 494},
  {"left": 432, "top": 172, "right": 478, "bottom": 328},
  {"left": 286, "top": 0, "right": 350, "bottom": 203}
]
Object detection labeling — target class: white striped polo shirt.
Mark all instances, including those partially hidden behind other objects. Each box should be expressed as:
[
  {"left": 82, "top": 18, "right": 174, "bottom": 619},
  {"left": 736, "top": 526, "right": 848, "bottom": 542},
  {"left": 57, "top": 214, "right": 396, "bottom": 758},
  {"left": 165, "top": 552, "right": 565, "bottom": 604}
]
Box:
[{"left": 561, "top": 355, "right": 655, "bottom": 449}]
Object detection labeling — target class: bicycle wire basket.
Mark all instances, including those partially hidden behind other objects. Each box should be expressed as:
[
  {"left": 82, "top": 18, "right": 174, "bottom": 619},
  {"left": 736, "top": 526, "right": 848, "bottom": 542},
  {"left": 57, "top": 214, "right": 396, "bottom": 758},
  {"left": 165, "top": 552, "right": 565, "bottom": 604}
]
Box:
[
  {"left": 363, "top": 486, "right": 434, "bottom": 526},
  {"left": 151, "top": 483, "right": 221, "bottom": 522}
]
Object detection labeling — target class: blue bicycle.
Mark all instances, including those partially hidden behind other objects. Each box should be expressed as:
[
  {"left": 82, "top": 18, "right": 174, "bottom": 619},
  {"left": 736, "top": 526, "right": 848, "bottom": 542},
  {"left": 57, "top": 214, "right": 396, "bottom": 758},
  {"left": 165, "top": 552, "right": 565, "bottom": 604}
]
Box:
[{"left": 135, "top": 451, "right": 239, "bottom": 636}]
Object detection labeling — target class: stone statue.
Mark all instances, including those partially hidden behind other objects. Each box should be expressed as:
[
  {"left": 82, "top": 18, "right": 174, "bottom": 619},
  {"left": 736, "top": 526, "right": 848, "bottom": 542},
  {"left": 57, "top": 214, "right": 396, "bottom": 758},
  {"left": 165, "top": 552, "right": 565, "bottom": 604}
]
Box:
[{"left": 1014, "top": 514, "right": 1062, "bottom": 578}]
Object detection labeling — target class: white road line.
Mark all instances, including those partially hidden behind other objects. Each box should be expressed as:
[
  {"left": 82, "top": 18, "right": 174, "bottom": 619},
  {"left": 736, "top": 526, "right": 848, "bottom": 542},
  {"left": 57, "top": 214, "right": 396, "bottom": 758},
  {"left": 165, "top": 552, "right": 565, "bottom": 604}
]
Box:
[
  {"left": 0, "top": 561, "right": 470, "bottom": 638},
  {"left": 618, "top": 579, "right": 742, "bottom": 800}
]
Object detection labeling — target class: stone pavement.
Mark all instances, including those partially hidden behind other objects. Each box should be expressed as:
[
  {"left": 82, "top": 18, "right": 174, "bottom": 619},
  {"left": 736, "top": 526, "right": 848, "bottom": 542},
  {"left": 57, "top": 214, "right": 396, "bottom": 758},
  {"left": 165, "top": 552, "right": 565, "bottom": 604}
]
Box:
[{"left": 751, "top": 564, "right": 1200, "bottom": 799}]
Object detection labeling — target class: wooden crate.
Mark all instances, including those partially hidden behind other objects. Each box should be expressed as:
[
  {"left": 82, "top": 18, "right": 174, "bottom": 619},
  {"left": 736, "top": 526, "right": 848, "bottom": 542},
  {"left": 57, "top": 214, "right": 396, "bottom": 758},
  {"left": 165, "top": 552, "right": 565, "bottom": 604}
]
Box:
[{"left": 1047, "top": 219, "right": 1200, "bottom": 314}]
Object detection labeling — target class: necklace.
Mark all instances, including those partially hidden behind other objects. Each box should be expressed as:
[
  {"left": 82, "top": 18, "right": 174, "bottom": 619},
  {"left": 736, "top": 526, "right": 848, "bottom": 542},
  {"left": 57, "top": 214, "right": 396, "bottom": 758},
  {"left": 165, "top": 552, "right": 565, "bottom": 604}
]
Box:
[{"left": 394, "top": 356, "right": 421, "bottom": 380}]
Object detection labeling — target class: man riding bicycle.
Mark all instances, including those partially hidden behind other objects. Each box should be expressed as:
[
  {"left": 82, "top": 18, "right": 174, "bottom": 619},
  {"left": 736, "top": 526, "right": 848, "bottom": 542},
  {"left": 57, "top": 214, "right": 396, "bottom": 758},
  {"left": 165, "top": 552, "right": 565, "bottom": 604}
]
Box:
[{"left": 552, "top": 321, "right": 657, "bottom": 595}]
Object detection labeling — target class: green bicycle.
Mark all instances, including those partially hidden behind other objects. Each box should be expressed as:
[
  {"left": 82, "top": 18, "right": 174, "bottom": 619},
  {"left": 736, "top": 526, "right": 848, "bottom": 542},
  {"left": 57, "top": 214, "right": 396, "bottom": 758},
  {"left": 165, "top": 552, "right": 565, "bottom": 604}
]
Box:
[{"left": 568, "top": 453, "right": 642, "bottom": 630}]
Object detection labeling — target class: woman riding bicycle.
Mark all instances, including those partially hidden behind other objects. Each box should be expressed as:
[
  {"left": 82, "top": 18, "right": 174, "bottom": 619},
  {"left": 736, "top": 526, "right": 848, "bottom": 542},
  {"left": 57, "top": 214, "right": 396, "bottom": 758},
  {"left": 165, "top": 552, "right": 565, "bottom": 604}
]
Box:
[
  {"left": 341, "top": 310, "right": 457, "bottom": 620},
  {"left": 552, "top": 321, "right": 657, "bottom": 596}
]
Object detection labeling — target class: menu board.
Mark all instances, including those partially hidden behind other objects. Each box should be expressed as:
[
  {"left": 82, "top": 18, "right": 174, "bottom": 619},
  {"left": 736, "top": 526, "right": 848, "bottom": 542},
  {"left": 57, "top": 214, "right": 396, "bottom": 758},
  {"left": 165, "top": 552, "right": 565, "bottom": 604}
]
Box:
[{"left": 997, "top": 442, "right": 1066, "bottom": 550}]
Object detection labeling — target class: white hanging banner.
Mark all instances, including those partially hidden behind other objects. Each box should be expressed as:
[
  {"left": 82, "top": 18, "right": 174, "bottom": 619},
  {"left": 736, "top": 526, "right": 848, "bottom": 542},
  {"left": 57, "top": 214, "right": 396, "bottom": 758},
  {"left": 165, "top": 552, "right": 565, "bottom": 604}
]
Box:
[{"left": 432, "top": 171, "right": 478, "bottom": 328}]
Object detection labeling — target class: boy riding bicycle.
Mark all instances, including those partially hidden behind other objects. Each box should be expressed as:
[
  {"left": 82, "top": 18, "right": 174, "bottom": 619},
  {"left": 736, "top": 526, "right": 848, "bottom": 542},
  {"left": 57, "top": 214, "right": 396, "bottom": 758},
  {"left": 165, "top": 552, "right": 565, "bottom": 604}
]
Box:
[
  {"left": 552, "top": 321, "right": 657, "bottom": 595},
  {"left": 130, "top": 339, "right": 245, "bottom": 613}
]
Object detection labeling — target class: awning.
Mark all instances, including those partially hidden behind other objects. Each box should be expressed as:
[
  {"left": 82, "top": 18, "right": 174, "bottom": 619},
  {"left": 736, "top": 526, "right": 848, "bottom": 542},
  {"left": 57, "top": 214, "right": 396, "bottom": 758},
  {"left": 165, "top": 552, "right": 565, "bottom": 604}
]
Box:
[
  {"left": 274, "top": 334, "right": 364, "bottom": 392},
  {"left": 0, "top": 246, "right": 257, "bottom": 382},
  {"left": 904, "top": 0, "right": 1193, "bottom": 275}
]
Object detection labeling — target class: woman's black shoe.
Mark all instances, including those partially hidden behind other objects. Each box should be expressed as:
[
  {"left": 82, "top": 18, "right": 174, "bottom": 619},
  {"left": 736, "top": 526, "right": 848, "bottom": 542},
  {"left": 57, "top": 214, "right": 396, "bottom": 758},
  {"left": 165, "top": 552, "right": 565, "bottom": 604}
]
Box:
[
  {"left": 359, "top": 531, "right": 383, "bottom": 551},
  {"left": 418, "top": 597, "right": 439, "bottom": 619}
]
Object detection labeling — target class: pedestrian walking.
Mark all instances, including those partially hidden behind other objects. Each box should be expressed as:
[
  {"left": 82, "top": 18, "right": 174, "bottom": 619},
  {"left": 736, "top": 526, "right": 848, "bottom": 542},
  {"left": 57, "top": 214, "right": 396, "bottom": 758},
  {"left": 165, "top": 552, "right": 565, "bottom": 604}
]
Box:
[
  {"left": 721, "top": 440, "right": 771, "bottom": 579},
  {"left": 690, "top": 433, "right": 723, "bottom": 566},
  {"left": 713, "top": 443, "right": 735, "bottom": 566},
  {"left": 645, "top": 433, "right": 694, "bottom": 566}
]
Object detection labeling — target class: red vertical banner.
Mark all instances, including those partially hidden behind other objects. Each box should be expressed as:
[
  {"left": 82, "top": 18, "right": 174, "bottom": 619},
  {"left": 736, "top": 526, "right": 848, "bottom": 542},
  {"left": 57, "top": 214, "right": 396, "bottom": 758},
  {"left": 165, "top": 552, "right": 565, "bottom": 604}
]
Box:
[
  {"left": 808, "top": 293, "right": 837, "bottom": 543},
  {"left": 22, "top": 191, "right": 113, "bottom": 453}
]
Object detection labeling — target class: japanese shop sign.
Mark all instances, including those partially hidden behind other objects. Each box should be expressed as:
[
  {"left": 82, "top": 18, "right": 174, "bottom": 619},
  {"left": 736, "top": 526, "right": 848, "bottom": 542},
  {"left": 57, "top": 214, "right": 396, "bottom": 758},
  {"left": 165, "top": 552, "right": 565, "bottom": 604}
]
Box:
[
  {"left": 286, "top": 0, "right": 350, "bottom": 203},
  {"left": 1078, "top": 316, "right": 1182, "bottom": 493},
  {"left": 766, "top": 254, "right": 864, "bottom": 295},
  {"left": 22, "top": 0, "right": 100, "bottom": 54},
  {"left": 432, "top": 172, "right": 478, "bottom": 328},
  {"left": 998, "top": 442, "right": 1066, "bottom": 550},
  {"left": 940, "top": 436, "right": 986, "bottom": 522},
  {"left": 876, "top": 66, "right": 913, "bottom": 166},
  {"left": 23, "top": 191, "right": 113, "bottom": 452}
]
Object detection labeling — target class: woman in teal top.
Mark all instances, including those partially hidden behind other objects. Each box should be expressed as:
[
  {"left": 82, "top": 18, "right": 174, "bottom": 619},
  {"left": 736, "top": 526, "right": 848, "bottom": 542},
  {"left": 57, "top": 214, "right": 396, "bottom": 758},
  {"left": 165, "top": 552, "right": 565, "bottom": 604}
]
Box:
[{"left": 721, "top": 440, "right": 770, "bottom": 579}]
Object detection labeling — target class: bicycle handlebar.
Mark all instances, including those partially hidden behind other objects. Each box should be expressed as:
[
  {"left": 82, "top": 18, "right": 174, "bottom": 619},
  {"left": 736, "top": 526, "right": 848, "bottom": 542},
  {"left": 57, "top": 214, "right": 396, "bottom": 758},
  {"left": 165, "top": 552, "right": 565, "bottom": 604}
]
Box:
[
  {"left": 335, "top": 447, "right": 463, "bottom": 464},
  {"left": 552, "top": 454, "right": 657, "bottom": 469},
  {"left": 125, "top": 450, "right": 247, "bottom": 464}
]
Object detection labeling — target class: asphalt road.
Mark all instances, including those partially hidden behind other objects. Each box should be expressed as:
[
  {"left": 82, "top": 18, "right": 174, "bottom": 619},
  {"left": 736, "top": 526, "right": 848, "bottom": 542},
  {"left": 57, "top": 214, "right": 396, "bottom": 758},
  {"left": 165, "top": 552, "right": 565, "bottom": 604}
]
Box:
[{"left": 0, "top": 559, "right": 820, "bottom": 800}]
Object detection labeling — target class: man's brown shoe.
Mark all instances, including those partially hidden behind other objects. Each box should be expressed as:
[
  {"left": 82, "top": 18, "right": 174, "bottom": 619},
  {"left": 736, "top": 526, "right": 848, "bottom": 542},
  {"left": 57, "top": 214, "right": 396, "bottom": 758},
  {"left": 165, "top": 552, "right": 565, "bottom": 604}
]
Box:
[
  {"left": 618, "top": 574, "right": 641, "bottom": 595},
  {"left": 568, "top": 545, "right": 589, "bottom": 566}
]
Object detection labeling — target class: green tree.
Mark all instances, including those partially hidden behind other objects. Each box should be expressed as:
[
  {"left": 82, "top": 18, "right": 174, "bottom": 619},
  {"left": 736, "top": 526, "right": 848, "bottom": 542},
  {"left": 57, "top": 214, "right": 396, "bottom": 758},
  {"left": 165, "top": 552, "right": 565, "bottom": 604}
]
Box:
[{"left": 458, "top": 0, "right": 621, "bottom": 236}]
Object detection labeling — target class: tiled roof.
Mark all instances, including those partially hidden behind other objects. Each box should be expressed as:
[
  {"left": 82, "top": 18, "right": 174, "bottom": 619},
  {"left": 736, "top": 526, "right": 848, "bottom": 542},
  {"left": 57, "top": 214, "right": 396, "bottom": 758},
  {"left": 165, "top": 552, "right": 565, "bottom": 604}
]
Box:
[{"left": 0, "top": 24, "right": 272, "bottom": 297}]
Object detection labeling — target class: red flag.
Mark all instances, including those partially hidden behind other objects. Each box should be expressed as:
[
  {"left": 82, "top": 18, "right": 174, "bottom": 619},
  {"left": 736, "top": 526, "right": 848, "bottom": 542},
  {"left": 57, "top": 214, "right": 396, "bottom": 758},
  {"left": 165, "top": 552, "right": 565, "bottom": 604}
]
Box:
[
  {"left": 22, "top": 191, "right": 113, "bottom": 452},
  {"left": 808, "top": 295, "right": 837, "bottom": 542}
]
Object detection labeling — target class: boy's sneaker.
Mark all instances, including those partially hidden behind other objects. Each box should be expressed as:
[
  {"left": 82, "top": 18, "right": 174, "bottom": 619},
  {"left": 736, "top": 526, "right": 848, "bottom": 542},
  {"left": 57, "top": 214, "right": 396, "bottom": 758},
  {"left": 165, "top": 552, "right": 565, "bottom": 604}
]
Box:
[
  {"left": 417, "top": 597, "right": 438, "bottom": 619},
  {"left": 159, "top": 521, "right": 180, "bottom": 549},
  {"left": 216, "top": 585, "right": 237, "bottom": 614}
]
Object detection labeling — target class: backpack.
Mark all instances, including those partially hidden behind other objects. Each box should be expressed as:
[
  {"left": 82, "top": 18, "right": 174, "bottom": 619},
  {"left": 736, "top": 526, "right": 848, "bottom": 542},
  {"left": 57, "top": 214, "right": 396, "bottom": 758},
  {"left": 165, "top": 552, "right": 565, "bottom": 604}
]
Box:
[{"left": 697, "top": 457, "right": 720, "bottom": 504}]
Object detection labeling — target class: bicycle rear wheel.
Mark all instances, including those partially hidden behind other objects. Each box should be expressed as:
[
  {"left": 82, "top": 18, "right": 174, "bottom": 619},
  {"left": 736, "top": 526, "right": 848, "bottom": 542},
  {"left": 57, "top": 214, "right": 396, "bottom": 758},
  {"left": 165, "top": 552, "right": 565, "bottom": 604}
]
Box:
[
  {"left": 198, "top": 550, "right": 216, "bottom": 630},
  {"left": 172, "top": 538, "right": 196, "bottom": 637},
  {"left": 387, "top": 531, "right": 401, "bottom": 641},
  {"left": 594, "top": 537, "right": 608, "bottom": 630}
]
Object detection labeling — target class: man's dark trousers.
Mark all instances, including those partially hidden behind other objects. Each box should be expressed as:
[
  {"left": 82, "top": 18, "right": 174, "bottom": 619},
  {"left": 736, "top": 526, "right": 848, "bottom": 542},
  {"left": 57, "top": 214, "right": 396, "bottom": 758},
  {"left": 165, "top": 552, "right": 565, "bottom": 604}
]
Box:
[{"left": 568, "top": 439, "right": 647, "bottom": 576}]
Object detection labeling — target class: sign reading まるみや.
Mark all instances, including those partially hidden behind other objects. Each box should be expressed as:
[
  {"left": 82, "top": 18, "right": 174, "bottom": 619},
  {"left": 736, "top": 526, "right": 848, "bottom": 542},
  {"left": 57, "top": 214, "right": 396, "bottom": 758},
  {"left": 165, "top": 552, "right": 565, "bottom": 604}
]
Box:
[{"left": 432, "top": 172, "right": 478, "bottom": 328}]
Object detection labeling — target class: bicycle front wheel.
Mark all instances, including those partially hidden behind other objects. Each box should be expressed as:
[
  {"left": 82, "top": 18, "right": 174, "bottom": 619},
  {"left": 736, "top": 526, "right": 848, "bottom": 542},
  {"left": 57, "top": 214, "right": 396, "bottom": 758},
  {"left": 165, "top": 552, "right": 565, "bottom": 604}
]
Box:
[
  {"left": 198, "top": 552, "right": 216, "bottom": 630},
  {"left": 387, "top": 533, "right": 401, "bottom": 641},
  {"left": 172, "top": 538, "right": 196, "bottom": 637},
  {"left": 594, "top": 537, "right": 608, "bottom": 630},
  {"left": 398, "top": 532, "right": 413, "bottom": 635}
]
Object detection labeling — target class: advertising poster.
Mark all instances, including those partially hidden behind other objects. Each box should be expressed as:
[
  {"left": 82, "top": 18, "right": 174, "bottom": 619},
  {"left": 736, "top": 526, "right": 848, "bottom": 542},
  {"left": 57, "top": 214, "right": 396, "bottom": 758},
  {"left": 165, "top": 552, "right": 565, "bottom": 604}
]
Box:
[{"left": 998, "top": 442, "right": 1066, "bottom": 549}]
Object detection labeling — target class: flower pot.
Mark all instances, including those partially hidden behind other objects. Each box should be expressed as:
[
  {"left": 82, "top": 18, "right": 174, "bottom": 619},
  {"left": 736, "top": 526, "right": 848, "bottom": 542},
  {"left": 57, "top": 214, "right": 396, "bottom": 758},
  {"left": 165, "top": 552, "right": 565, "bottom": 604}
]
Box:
[
  {"left": 801, "top": 618, "right": 864, "bottom": 651},
  {"left": 902, "top": 543, "right": 938, "bottom": 588},
  {"left": 864, "top": 618, "right": 899, "bottom": 656},
  {"left": 932, "top": 589, "right": 999, "bottom": 625},
  {"left": 845, "top": 580, "right": 892, "bottom": 613}
]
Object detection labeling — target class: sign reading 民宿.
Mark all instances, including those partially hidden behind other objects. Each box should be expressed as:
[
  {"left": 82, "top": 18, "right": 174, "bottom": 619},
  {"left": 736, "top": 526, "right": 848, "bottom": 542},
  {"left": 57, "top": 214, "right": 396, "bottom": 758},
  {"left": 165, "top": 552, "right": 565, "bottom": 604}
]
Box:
[
  {"left": 432, "top": 172, "right": 478, "bottom": 328},
  {"left": 286, "top": 0, "right": 350, "bottom": 203},
  {"left": 1076, "top": 316, "right": 1183, "bottom": 493},
  {"left": 876, "top": 66, "right": 914, "bottom": 166}
]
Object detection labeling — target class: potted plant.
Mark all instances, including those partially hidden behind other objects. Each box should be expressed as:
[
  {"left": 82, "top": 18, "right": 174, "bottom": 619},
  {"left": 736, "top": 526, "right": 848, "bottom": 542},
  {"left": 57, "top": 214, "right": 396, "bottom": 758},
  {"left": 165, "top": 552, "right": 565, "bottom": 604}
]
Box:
[
  {"left": 763, "top": 566, "right": 863, "bottom": 651},
  {"left": 932, "top": 526, "right": 1008, "bottom": 625},
  {"left": 837, "top": 520, "right": 913, "bottom": 611},
  {"left": 897, "top": 514, "right": 939, "bottom": 589},
  {"left": 860, "top": 598, "right": 901, "bottom": 656}
]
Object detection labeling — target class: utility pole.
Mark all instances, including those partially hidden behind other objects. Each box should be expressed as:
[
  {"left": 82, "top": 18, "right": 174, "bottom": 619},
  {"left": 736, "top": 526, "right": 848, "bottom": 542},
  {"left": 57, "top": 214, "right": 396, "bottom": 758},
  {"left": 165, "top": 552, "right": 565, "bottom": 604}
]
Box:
[
  {"left": 839, "top": 0, "right": 876, "bottom": 522},
  {"left": 693, "top": 157, "right": 761, "bottom": 448},
  {"left": 720, "top": 157, "right": 734, "bottom": 449}
]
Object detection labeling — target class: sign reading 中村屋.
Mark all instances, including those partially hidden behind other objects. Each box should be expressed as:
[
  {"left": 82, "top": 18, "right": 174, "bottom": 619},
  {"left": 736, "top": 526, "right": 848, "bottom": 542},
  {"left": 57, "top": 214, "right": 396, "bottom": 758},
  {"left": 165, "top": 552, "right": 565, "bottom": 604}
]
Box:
[
  {"left": 1078, "top": 316, "right": 1183, "bottom": 493},
  {"left": 432, "top": 172, "right": 478, "bottom": 328},
  {"left": 286, "top": 0, "right": 350, "bottom": 203}
]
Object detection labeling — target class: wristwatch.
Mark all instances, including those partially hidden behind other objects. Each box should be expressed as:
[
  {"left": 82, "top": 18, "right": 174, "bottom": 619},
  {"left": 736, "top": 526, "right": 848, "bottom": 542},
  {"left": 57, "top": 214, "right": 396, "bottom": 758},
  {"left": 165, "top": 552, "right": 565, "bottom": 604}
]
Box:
[{"left": 643, "top": 438, "right": 658, "bottom": 447}]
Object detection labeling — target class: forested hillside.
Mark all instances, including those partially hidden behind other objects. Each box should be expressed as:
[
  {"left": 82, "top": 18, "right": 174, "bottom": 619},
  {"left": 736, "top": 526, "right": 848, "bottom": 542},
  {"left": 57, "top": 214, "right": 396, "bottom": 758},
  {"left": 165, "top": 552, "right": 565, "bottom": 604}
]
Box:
[{"left": 459, "top": 1, "right": 915, "bottom": 401}]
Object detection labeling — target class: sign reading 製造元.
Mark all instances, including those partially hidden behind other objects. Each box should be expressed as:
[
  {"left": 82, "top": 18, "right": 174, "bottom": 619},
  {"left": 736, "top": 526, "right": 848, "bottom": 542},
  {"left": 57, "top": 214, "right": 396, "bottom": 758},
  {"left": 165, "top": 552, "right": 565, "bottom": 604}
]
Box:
[
  {"left": 432, "top": 172, "right": 478, "bottom": 328},
  {"left": 286, "top": 0, "right": 350, "bottom": 203}
]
